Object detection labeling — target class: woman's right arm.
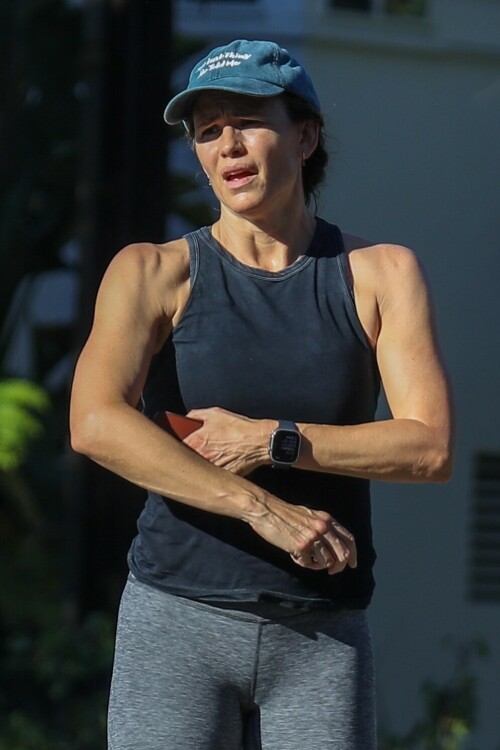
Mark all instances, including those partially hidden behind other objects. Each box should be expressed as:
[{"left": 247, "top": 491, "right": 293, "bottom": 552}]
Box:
[{"left": 69, "top": 241, "right": 355, "bottom": 573}]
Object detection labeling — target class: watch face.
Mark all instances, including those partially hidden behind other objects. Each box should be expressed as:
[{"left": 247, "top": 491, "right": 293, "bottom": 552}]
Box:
[{"left": 272, "top": 430, "right": 300, "bottom": 464}]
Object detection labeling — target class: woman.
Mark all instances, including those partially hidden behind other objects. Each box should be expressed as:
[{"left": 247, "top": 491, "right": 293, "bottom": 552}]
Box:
[{"left": 70, "top": 39, "right": 453, "bottom": 750}]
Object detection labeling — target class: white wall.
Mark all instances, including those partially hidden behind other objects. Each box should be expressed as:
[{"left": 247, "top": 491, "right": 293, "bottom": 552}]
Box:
[{"left": 304, "top": 5, "right": 500, "bottom": 746}]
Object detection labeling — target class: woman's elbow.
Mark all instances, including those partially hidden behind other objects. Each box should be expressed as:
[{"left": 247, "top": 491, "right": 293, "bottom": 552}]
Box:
[
  {"left": 69, "top": 410, "right": 105, "bottom": 458},
  {"left": 69, "top": 429, "right": 90, "bottom": 457},
  {"left": 425, "top": 442, "right": 454, "bottom": 483}
]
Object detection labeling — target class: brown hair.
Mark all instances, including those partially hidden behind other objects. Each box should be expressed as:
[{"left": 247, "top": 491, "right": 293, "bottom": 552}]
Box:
[{"left": 280, "top": 92, "right": 329, "bottom": 206}]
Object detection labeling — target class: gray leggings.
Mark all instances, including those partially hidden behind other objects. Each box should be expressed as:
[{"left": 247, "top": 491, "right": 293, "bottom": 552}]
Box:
[{"left": 108, "top": 575, "right": 376, "bottom": 750}]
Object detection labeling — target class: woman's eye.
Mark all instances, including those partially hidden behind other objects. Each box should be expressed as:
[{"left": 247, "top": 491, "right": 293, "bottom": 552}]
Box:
[
  {"left": 240, "top": 119, "right": 261, "bottom": 128},
  {"left": 197, "top": 125, "right": 219, "bottom": 139}
]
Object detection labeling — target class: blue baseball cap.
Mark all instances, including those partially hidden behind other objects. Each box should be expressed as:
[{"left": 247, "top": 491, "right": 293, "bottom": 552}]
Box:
[{"left": 164, "top": 39, "right": 321, "bottom": 125}]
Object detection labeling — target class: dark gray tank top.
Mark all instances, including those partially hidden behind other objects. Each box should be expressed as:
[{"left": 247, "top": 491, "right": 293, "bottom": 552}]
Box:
[{"left": 129, "top": 217, "right": 380, "bottom": 607}]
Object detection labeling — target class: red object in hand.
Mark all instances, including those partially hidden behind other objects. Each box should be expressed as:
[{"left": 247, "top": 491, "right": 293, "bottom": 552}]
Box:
[{"left": 153, "top": 411, "right": 203, "bottom": 440}]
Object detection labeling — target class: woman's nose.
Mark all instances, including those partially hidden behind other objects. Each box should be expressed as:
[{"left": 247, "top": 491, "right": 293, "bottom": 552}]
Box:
[{"left": 220, "top": 126, "right": 245, "bottom": 157}]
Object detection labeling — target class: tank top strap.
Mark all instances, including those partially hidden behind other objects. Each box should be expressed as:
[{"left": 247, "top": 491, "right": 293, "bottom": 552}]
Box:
[
  {"left": 329, "top": 223, "right": 356, "bottom": 304},
  {"left": 183, "top": 227, "right": 201, "bottom": 287}
]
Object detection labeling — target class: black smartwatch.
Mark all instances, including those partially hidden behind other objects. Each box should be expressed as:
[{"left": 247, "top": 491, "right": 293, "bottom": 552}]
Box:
[{"left": 269, "top": 420, "right": 301, "bottom": 468}]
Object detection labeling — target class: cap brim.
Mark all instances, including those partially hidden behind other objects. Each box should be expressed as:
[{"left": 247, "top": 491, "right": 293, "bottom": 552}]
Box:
[{"left": 164, "top": 78, "right": 285, "bottom": 125}]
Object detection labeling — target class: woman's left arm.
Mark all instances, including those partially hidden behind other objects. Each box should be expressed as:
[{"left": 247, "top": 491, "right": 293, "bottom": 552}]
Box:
[
  {"left": 295, "top": 243, "right": 454, "bottom": 482},
  {"left": 186, "top": 244, "right": 454, "bottom": 483}
]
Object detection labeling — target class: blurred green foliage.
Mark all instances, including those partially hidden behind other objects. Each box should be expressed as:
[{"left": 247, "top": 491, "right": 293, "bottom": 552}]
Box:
[
  {"left": 0, "top": 375, "right": 114, "bottom": 749},
  {"left": 0, "top": 2, "right": 111, "bottom": 742},
  {"left": 0, "top": 613, "right": 115, "bottom": 750},
  {"left": 379, "top": 638, "right": 489, "bottom": 750},
  {"left": 0, "top": 379, "right": 50, "bottom": 471}
]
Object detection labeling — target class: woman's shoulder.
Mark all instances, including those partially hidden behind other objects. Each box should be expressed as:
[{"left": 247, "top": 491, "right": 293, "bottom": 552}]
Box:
[
  {"left": 106, "top": 237, "right": 191, "bottom": 286},
  {"left": 341, "top": 231, "right": 425, "bottom": 311},
  {"left": 113, "top": 236, "right": 190, "bottom": 263},
  {"left": 342, "top": 232, "right": 419, "bottom": 274}
]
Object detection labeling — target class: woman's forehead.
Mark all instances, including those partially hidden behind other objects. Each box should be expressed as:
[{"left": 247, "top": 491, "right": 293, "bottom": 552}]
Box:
[{"left": 192, "top": 92, "right": 281, "bottom": 122}]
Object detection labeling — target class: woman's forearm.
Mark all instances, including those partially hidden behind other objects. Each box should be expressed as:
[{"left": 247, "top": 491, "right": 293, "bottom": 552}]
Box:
[
  {"left": 183, "top": 406, "right": 453, "bottom": 484},
  {"left": 296, "top": 418, "right": 453, "bottom": 483},
  {"left": 70, "top": 403, "right": 262, "bottom": 518}
]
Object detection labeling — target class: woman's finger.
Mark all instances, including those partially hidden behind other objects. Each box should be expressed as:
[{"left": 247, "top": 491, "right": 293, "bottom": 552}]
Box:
[
  {"left": 322, "top": 521, "right": 357, "bottom": 569},
  {"left": 288, "top": 518, "right": 357, "bottom": 575}
]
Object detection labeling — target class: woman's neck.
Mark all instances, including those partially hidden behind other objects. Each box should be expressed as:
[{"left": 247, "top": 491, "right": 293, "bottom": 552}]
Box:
[{"left": 212, "top": 208, "right": 317, "bottom": 272}]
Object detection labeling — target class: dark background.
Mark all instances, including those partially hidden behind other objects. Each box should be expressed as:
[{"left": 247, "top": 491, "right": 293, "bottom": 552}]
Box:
[{"left": 0, "top": 2, "right": 207, "bottom": 746}]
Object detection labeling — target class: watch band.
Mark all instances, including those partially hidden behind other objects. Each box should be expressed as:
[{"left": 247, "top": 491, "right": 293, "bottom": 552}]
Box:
[{"left": 278, "top": 420, "right": 297, "bottom": 432}]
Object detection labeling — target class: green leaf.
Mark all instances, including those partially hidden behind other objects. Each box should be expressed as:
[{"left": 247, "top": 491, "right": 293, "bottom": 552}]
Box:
[{"left": 0, "top": 379, "right": 50, "bottom": 471}]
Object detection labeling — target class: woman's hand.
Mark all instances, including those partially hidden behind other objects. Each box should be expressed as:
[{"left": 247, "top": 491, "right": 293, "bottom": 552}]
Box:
[
  {"left": 184, "top": 406, "right": 356, "bottom": 574},
  {"left": 244, "top": 494, "right": 357, "bottom": 576},
  {"left": 184, "top": 406, "right": 273, "bottom": 476}
]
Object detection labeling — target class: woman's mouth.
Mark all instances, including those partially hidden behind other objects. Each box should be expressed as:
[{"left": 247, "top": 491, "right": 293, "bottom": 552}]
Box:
[{"left": 222, "top": 167, "right": 257, "bottom": 188}]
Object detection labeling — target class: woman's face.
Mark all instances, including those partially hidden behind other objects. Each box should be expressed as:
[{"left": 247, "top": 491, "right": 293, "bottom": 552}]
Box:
[{"left": 192, "top": 92, "right": 310, "bottom": 219}]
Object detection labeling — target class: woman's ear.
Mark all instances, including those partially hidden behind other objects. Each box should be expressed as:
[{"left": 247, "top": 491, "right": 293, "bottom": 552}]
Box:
[{"left": 300, "top": 120, "right": 320, "bottom": 160}]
